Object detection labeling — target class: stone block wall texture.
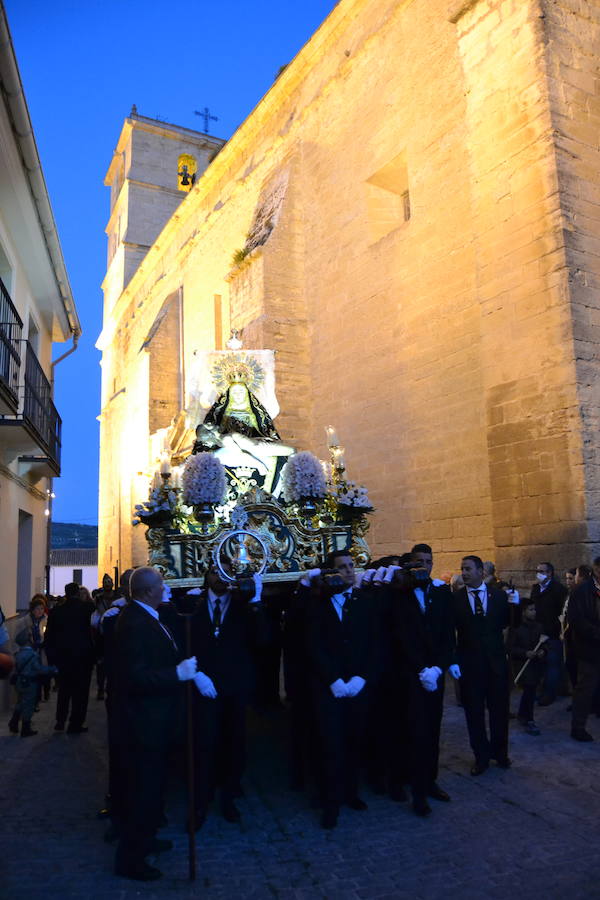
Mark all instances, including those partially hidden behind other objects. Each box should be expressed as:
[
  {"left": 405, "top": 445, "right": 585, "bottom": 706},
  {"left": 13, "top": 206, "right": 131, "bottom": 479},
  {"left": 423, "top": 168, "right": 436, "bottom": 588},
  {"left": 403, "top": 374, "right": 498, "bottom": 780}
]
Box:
[{"left": 98, "top": 0, "right": 600, "bottom": 583}]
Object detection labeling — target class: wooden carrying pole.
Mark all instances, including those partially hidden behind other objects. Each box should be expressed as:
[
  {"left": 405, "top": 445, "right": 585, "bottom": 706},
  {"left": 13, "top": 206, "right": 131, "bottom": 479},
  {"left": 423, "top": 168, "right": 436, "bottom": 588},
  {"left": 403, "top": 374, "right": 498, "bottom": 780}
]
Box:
[
  {"left": 184, "top": 615, "right": 196, "bottom": 880},
  {"left": 513, "top": 635, "right": 548, "bottom": 686}
]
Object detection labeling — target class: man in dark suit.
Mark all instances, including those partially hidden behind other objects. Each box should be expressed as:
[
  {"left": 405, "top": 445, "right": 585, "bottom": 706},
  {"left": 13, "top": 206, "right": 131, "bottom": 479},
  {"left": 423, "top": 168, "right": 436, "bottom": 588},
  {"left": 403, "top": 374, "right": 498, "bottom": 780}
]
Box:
[
  {"left": 44, "top": 581, "right": 95, "bottom": 733},
  {"left": 530, "top": 561, "right": 568, "bottom": 705},
  {"left": 112, "top": 567, "right": 197, "bottom": 881},
  {"left": 453, "top": 555, "right": 510, "bottom": 775},
  {"left": 567, "top": 556, "right": 600, "bottom": 742},
  {"left": 393, "top": 549, "right": 455, "bottom": 816},
  {"left": 305, "top": 550, "right": 378, "bottom": 829},
  {"left": 164, "top": 565, "right": 268, "bottom": 827}
]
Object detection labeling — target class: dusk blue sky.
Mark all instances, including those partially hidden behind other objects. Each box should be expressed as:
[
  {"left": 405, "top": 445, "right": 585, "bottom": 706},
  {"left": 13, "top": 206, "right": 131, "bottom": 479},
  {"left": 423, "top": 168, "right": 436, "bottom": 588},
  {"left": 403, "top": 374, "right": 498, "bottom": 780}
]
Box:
[{"left": 6, "top": 0, "right": 336, "bottom": 524}]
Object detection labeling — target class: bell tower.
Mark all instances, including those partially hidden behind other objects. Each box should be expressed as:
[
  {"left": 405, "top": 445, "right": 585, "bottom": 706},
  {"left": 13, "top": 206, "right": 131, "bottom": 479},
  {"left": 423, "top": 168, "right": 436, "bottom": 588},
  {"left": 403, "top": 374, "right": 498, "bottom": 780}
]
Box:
[{"left": 102, "top": 107, "right": 225, "bottom": 315}]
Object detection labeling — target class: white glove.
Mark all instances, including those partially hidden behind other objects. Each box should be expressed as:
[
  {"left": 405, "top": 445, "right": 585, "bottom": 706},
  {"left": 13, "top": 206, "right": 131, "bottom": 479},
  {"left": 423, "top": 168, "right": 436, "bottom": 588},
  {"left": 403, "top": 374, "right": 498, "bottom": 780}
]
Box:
[
  {"left": 161, "top": 584, "right": 172, "bottom": 604},
  {"left": 176, "top": 656, "right": 198, "bottom": 681},
  {"left": 345, "top": 675, "right": 366, "bottom": 697},
  {"left": 300, "top": 568, "right": 321, "bottom": 587},
  {"left": 358, "top": 568, "right": 377, "bottom": 586},
  {"left": 249, "top": 572, "right": 263, "bottom": 603},
  {"left": 330, "top": 678, "right": 348, "bottom": 698},
  {"left": 373, "top": 566, "right": 387, "bottom": 584},
  {"left": 419, "top": 666, "right": 441, "bottom": 692},
  {"left": 383, "top": 565, "right": 402, "bottom": 583},
  {"left": 506, "top": 589, "right": 520, "bottom": 605},
  {"left": 448, "top": 664, "right": 461, "bottom": 680},
  {"left": 194, "top": 670, "right": 217, "bottom": 698}
]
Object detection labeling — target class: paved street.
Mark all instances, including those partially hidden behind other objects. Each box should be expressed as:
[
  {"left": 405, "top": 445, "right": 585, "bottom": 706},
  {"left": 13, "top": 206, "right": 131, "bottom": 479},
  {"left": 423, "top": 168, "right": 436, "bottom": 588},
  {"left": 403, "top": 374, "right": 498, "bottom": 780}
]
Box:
[{"left": 2, "top": 682, "right": 599, "bottom": 900}]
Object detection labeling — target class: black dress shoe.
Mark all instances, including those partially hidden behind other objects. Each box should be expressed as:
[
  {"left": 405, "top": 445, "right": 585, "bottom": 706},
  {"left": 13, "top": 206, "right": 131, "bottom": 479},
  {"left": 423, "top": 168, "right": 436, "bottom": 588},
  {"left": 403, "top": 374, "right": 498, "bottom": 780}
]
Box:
[
  {"left": 470, "top": 761, "right": 488, "bottom": 776},
  {"left": 221, "top": 800, "right": 241, "bottom": 823},
  {"left": 571, "top": 728, "right": 594, "bottom": 742},
  {"left": 146, "top": 838, "right": 173, "bottom": 854},
  {"left": 495, "top": 756, "right": 512, "bottom": 769},
  {"left": 389, "top": 785, "right": 408, "bottom": 802},
  {"left": 412, "top": 799, "right": 432, "bottom": 817},
  {"left": 346, "top": 796, "right": 368, "bottom": 811},
  {"left": 428, "top": 783, "right": 450, "bottom": 802},
  {"left": 321, "top": 806, "right": 338, "bottom": 829},
  {"left": 67, "top": 725, "right": 88, "bottom": 734},
  {"left": 115, "top": 861, "right": 162, "bottom": 881}
]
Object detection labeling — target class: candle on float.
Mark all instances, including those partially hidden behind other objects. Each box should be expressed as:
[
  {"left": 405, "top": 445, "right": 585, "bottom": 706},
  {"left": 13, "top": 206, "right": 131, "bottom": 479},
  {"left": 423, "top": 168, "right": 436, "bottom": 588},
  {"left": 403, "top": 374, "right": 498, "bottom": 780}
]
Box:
[
  {"left": 325, "top": 425, "right": 339, "bottom": 448},
  {"left": 160, "top": 457, "right": 171, "bottom": 475},
  {"left": 333, "top": 446, "right": 346, "bottom": 469}
]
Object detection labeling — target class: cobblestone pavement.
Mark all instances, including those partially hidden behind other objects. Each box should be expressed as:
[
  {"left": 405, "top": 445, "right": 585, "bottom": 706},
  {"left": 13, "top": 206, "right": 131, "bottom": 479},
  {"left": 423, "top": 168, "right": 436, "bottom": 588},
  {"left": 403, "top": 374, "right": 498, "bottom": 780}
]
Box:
[{"left": 2, "top": 681, "right": 599, "bottom": 900}]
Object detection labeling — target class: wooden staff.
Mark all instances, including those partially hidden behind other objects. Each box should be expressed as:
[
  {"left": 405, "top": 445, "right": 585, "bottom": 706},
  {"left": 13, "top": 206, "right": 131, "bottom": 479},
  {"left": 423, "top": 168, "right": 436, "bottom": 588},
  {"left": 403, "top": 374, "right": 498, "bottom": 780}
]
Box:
[
  {"left": 185, "top": 614, "right": 196, "bottom": 881},
  {"left": 513, "top": 634, "right": 548, "bottom": 685}
]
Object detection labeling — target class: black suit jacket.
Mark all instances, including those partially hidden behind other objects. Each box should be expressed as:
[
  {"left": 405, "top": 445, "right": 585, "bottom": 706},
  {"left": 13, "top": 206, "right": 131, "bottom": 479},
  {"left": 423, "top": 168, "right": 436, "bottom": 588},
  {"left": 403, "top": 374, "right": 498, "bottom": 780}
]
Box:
[
  {"left": 44, "top": 598, "right": 95, "bottom": 665},
  {"left": 306, "top": 587, "right": 378, "bottom": 690},
  {"left": 567, "top": 580, "right": 600, "bottom": 663},
  {"left": 395, "top": 582, "right": 455, "bottom": 675},
  {"left": 530, "top": 579, "right": 567, "bottom": 639},
  {"left": 112, "top": 601, "right": 183, "bottom": 749},
  {"left": 162, "top": 591, "right": 268, "bottom": 698},
  {"left": 453, "top": 586, "right": 509, "bottom": 677}
]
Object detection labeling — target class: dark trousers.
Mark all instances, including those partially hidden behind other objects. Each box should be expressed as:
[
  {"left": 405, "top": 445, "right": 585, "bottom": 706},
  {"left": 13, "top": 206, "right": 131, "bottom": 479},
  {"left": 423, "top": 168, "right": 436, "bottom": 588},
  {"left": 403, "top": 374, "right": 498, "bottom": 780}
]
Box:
[
  {"left": 461, "top": 662, "right": 509, "bottom": 763},
  {"left": 96, "top": 660, "right": 106, "bottom": 694},
  {"left": 572, "top": 659, "right": 600, "bottom": 731},
  {"left": 56, "top": 658, "right": 93, "bottom": 728},
  {"left": 288, "top": 687, "right": 318, "bottom": 788},
  {"left": 517, "top": 684, "right": 536, "bottom": 722},
  {"left": 313, "top": 687, "right": 369, "bottom": 811},
  {"left": 406, "top": 673, "right": 444, "bottom": 801},
  {"left": 541, "top": 638, "right": 563, "bottom": 701},
  {"left": 116, "top": 745, "right": 168, "bottom": 869},
  {"left": 106, "top": 693, "right": 127, "bottom": 827},
  {"left": 193, "top": 694, "right": 246, "bottom": 809},
  {"left": 365, "top": 677, "right": 409, "bottom": 794}
]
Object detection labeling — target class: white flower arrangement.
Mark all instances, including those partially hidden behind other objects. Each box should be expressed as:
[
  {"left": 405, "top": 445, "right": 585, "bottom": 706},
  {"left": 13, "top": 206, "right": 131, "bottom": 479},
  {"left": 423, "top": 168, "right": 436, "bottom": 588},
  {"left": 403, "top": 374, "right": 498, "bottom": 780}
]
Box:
[
  {"left": 335, "top": 480, "right": 372, "bottom": 509},
  {"left": 282, "top": 451, "right": 328, "bottom": 502},
  {"left": 182, "top": 452, "right": 227, "bottom": 506}
]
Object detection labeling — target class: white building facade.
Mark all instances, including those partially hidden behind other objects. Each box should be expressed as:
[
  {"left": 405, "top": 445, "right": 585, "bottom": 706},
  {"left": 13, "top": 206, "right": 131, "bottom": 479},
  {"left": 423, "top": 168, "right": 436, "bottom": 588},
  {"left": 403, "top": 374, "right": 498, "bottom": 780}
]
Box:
[{"left": 0, "top": 8, "right": 81, "bottom": 616}]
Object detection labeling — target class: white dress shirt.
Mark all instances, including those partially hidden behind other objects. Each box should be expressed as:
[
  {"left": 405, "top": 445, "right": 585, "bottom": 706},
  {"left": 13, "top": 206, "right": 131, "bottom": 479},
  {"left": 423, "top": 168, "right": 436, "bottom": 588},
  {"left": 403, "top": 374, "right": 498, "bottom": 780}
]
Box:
[
  {"left": 330, "top": 590, "right": 352, "bottom": 621},
  {"left": 414, "top": 587, "right": 427, "bottom": 613},
  {"left": 466, "top": 583, "right": 488, "bottom": 615}
]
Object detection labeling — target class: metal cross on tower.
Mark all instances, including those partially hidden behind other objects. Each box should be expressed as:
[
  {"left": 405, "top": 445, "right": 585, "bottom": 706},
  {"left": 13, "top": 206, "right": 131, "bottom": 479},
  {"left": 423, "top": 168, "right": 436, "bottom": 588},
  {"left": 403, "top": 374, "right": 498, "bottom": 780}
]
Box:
[{"left": 194, "top": 107, "right": 219, "bottom": 133}]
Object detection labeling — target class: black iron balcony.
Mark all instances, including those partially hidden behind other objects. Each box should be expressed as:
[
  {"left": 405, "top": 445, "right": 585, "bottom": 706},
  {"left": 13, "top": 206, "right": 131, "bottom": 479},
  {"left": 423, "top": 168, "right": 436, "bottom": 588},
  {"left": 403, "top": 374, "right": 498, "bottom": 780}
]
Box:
[
  {"left": 0, "top": 276, "right": 23, "bottom": 414},
  {"left": 0, "top": 340, "right": 61, "bottom": 476}
]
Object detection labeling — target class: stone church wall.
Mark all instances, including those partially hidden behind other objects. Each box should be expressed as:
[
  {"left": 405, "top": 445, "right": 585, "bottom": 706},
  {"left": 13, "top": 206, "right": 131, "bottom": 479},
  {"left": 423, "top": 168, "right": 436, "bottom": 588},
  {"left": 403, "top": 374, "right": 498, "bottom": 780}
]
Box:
[{"left": 98, "top": 0, "right": 600, "bottom": 583}]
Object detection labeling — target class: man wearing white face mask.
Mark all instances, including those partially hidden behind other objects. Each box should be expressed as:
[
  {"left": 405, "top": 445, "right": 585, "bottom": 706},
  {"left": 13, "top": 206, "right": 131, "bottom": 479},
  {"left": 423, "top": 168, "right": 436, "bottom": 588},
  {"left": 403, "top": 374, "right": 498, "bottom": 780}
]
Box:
[{"left": 530, "top": 562, "right": 567, "bottom": 706}]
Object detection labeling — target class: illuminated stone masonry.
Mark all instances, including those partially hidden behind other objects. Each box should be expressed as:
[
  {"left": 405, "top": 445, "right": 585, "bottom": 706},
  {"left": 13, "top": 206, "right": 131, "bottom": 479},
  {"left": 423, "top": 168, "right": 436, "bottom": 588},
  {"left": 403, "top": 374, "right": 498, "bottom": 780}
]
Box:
[{"left": 98, "top": 0, "right": 600, "bottom": 587}]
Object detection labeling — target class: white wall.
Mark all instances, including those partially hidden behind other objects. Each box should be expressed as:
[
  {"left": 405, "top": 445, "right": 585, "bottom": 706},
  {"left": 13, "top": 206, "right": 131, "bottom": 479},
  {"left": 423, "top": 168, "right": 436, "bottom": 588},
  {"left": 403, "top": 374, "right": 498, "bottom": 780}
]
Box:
[{"left": 49, "top": 565, "right": 98, "bottom": 596}]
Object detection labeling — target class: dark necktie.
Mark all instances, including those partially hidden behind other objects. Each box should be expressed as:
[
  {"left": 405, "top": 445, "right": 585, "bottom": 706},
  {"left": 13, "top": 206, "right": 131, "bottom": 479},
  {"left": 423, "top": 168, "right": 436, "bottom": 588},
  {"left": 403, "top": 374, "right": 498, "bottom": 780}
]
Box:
[
  {"left": 213, "top": 598, "right": 222, "bottom": 637},
  {"left": 342, "top": 591, "right": 351, "bottom": 617},
  {"left": 472, "top": 589, "right": 484, "bottom": 616}
]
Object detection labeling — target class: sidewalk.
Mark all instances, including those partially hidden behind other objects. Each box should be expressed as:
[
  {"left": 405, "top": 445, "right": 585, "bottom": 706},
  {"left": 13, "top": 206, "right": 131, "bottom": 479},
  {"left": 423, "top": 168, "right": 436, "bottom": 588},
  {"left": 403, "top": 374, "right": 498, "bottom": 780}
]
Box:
[{"left": 1, "top": 683, "right": 598, "bottom": 899}]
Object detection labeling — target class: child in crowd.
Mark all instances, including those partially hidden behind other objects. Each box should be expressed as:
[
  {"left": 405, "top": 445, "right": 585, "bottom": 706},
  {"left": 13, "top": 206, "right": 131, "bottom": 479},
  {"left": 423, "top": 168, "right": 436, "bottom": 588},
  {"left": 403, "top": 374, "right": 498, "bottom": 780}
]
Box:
[
  {"left": 506, "top": 601, "right": 547, "bottom": 736},
  {"left": 8, "top": 627, "right": 57, "bottom": 737}
]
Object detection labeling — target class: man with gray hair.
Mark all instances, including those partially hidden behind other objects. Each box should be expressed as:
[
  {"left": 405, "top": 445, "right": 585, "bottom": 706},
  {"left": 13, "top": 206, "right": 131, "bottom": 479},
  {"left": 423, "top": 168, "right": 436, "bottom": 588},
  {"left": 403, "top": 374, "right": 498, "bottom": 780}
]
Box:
[{"left": 112, "top": 567, "right": 197, "bottom": 881}]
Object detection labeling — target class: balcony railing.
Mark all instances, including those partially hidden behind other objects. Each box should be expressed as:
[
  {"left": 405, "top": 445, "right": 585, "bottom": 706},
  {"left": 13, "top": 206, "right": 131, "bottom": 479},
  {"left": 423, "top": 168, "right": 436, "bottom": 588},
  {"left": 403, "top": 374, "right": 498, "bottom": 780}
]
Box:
[
  {"left": 22, "top": 341, "right": 62, "bottom": 468},
  {"left": 0, "top": 276, "right": 23, "bottom": 411}
]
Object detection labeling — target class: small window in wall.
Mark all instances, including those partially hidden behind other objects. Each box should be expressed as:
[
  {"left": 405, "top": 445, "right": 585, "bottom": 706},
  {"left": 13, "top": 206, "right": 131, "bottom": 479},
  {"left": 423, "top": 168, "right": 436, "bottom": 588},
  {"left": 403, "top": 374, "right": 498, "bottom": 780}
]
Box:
[
  {"left": 365, "top": 151, "right": 411, "bottom": 243},
  {"left": 72, "top": 569, "right": 83, "bottom": 585},
  {"left": 177, "top": 154, "right": 197, "bottom": 193}
]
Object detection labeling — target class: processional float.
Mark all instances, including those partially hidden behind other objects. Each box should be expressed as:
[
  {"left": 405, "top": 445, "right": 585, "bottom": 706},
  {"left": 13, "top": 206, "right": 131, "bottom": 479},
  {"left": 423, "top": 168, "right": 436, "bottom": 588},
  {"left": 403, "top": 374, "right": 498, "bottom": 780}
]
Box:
[{"left": 133, "top": 335, "right": 373, "bottom": 584}]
